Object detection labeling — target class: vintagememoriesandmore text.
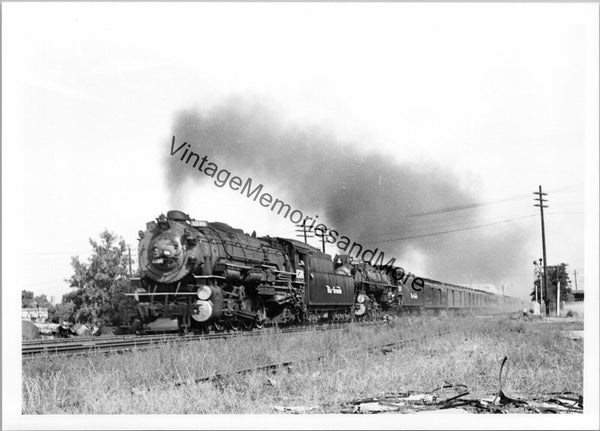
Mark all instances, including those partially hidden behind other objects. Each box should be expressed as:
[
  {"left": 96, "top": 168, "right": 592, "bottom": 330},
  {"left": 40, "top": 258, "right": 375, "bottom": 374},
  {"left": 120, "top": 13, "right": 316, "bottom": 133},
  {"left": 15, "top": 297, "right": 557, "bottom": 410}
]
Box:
[{"left": 170, "top": 136, "right": 425, "bottom": 291}]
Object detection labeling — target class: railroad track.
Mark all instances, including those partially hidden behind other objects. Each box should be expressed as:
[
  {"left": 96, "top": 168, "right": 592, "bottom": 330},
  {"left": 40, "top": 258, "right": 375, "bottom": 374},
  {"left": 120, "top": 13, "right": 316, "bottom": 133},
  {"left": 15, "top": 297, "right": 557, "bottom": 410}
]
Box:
[
  {"left": 22, "top": 321, "right": 388, "bottom": 358},
  {"left": 195, "top": 330, "right": 451, "bottom": 385},
  {"left": 136, "top": 329, "right": 453, "bottom": 394}
]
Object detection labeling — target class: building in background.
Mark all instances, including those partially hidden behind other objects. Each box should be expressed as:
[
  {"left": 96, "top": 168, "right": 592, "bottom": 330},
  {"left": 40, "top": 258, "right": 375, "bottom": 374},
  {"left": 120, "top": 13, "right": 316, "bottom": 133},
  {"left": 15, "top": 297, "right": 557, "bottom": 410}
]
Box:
[{"left": 21, "top": 307, "right": 48, "bottom": 323}]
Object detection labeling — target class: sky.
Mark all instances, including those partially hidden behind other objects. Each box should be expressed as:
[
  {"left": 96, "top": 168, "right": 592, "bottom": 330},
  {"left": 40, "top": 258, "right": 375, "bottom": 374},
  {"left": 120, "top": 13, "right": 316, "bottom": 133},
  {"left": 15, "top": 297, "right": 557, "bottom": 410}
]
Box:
[
  {"left": 3, "top": 3, "right": 597, "bottom": 304},
  {"left": 2, "top": 3, "right": 599, "bottom": 430}
]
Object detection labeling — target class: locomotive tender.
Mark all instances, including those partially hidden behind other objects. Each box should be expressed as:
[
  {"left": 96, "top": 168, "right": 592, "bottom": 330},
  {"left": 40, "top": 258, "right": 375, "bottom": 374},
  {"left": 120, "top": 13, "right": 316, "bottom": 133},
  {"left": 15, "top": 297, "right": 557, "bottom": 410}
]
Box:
[{"left": 128, "top": 211, "right": 522, "bottom": 333}]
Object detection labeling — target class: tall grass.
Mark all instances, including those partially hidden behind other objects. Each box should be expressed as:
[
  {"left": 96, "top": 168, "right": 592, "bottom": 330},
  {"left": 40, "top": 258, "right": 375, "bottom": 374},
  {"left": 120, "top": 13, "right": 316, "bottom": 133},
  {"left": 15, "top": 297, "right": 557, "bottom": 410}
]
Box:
[{"left": 22, "top": 315, "right": 583, "bottom": 414}]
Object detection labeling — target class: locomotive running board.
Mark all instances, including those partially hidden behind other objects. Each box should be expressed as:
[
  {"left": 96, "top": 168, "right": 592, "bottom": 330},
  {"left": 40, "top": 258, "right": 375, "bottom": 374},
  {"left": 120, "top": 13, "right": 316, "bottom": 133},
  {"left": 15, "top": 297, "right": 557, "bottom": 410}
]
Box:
[
  {"left": 221, "top": 262, "right": 253, "bottom": 270},
  {"left": 272, "top": 269, "right": 296, "bottom": 275}
]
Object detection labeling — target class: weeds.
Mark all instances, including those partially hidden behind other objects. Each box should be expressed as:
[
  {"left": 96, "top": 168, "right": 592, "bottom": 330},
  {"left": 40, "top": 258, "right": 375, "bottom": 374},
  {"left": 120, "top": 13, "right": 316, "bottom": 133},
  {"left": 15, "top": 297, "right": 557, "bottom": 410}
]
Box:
[{"left": 22, "top": 315, "right": 583, "bottom": 414}]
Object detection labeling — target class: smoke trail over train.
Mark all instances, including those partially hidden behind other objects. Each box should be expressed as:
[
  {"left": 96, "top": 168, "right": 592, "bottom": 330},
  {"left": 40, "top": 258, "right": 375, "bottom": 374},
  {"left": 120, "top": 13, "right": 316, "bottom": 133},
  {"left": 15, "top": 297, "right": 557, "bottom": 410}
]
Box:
[{"left": 165, "top": 97, "right": 531, "bottom": 286}]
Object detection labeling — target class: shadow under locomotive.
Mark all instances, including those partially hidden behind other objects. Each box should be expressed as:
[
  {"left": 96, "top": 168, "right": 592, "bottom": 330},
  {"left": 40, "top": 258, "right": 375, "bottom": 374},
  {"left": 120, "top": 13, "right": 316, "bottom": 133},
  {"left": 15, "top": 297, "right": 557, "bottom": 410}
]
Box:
[{"left": 127, "top": 211, "right": 523, "bottom": 334}]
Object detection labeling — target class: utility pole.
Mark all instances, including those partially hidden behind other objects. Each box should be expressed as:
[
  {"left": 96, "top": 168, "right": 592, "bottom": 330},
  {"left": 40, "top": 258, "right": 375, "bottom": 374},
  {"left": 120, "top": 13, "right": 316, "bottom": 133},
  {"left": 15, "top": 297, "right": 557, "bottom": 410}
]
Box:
[
  {"left": 533, "top": 185, "right": 549, "bottom": 316},
  {"left": 574, "top": 270, "right": 578, "bottom": 291},
  {"left": 538, "top": 258, "right": 543, "bottom": 313},
  {"left": 557, "top": 279, "right": 561, "bottom": 317},
  {"left": 295, "top": 223, "right": 314, "bottom": 245}
]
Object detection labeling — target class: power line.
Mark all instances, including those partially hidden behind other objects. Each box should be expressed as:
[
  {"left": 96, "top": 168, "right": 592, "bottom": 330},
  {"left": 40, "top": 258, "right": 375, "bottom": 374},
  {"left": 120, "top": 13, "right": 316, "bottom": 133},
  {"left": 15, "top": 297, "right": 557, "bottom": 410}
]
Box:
[
  {"left": 407, "top": 194, "right": 531, "bottom": 218},
  {"left": 407, "top": 183, "right": 583, "bottom": 218},
  {"left": 366, "top": 214, "right": 538, "bottom": 244},
  {"left": 363, "top": 209, "right": 581, "bottom": 241},
  {"left": 368, "top": 212, "right": 536, "bottom": 239}
]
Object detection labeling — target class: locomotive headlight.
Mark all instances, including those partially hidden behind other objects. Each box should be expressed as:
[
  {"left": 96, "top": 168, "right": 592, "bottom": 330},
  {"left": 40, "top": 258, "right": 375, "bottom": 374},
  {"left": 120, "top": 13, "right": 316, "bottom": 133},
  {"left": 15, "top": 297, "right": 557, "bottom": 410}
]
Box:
[
  {"left": 197, "top": 285, "right": 212, "bottom": 300},
  {"left": 357, "top": 293, "right": 367, "bottom": 303}
]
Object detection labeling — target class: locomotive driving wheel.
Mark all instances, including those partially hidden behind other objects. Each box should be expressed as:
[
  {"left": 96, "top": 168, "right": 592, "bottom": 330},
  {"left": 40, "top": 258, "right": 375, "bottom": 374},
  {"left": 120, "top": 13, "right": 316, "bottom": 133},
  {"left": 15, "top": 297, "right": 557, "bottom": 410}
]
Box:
[
  {"left": 228, "top": 319, "right": 240, "bottom": 331},
  {"left": 281, "top": 306, "right": 295, "bottom": 325}
]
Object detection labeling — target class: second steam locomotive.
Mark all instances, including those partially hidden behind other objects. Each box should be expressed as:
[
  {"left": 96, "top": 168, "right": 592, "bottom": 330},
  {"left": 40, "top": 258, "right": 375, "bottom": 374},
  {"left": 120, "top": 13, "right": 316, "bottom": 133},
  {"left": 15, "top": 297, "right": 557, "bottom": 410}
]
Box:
[{"left": 128, "top": 210, "right": 521, "bottom": 333}]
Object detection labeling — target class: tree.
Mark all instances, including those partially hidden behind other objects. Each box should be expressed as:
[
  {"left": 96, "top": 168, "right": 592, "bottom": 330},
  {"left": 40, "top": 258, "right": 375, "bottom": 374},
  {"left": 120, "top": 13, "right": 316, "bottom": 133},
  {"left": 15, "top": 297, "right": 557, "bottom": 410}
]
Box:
[
  {"left": 33, "top": 294, "right": 51, "bottom": 308},
  {"left": 48, "top": 301, "right": 75, "bottom": 324},
  {"left": 22, "top": 290, "right": 34, "bottom": 308},
  {"left": 531, "top": 263, "right": 572, "bottom": 314},
  {"left": 67, "top": 230, "right": 134, "bottom": 327}
]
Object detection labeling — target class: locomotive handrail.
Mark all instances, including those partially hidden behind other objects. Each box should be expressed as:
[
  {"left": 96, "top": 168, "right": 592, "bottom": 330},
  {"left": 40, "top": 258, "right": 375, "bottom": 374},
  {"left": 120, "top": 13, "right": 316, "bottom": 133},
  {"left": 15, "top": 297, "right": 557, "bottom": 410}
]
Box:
[
  {"left": 125, "top": 292, "right": 198, "bottom": 296},
  {"left": 268, "top": 280, "right": 305, "bottom": 285},
  {"left": 356, "top": 280, "right": 395, "bottom": 288},
  {"left": 193, "top": 275, "right": 226, "bottom": 279}
]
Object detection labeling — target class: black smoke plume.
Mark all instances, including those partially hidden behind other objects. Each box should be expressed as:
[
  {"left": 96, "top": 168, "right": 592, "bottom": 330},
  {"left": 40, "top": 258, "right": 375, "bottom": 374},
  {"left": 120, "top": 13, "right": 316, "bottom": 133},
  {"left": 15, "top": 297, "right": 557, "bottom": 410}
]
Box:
[{"left": 166, "top": 97, "right": 530, "bottom": 287}]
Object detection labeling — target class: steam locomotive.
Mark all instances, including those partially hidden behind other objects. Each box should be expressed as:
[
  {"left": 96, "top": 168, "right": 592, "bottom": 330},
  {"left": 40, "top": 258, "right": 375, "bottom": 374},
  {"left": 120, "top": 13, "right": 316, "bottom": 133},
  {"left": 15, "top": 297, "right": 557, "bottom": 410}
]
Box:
[{"left": 128, "top": 211, "right": 523, "bottom": 333}]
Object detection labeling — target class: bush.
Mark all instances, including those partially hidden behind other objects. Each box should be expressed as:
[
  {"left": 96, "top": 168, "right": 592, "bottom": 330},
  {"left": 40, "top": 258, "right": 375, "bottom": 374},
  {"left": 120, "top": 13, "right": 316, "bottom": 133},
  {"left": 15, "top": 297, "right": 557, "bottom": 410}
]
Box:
[{"left": 22, "top": 320, "right": 41, "bottom": 340}]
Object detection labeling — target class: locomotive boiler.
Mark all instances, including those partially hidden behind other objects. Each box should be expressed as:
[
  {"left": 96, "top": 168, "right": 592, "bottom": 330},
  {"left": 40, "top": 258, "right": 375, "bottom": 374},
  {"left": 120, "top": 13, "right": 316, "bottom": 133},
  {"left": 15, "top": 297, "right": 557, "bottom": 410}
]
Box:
[{"left": 129, "top": 210, "right": 355, "bottom": 332}]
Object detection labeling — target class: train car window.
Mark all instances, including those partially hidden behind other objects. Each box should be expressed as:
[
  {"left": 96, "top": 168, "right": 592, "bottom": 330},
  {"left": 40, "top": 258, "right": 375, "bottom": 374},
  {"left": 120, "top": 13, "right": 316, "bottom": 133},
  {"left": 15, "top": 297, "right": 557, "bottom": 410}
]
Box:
[{"left": 297, "top": 252, "right": 305, "bottom": 268}]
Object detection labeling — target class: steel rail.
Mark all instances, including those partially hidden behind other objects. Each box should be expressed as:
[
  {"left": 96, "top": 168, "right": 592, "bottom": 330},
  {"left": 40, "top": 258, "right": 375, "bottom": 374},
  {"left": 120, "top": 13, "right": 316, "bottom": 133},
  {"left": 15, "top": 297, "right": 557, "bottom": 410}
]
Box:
[{"left": 22, "top": 321, "right": 387, "bottom": 358}]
